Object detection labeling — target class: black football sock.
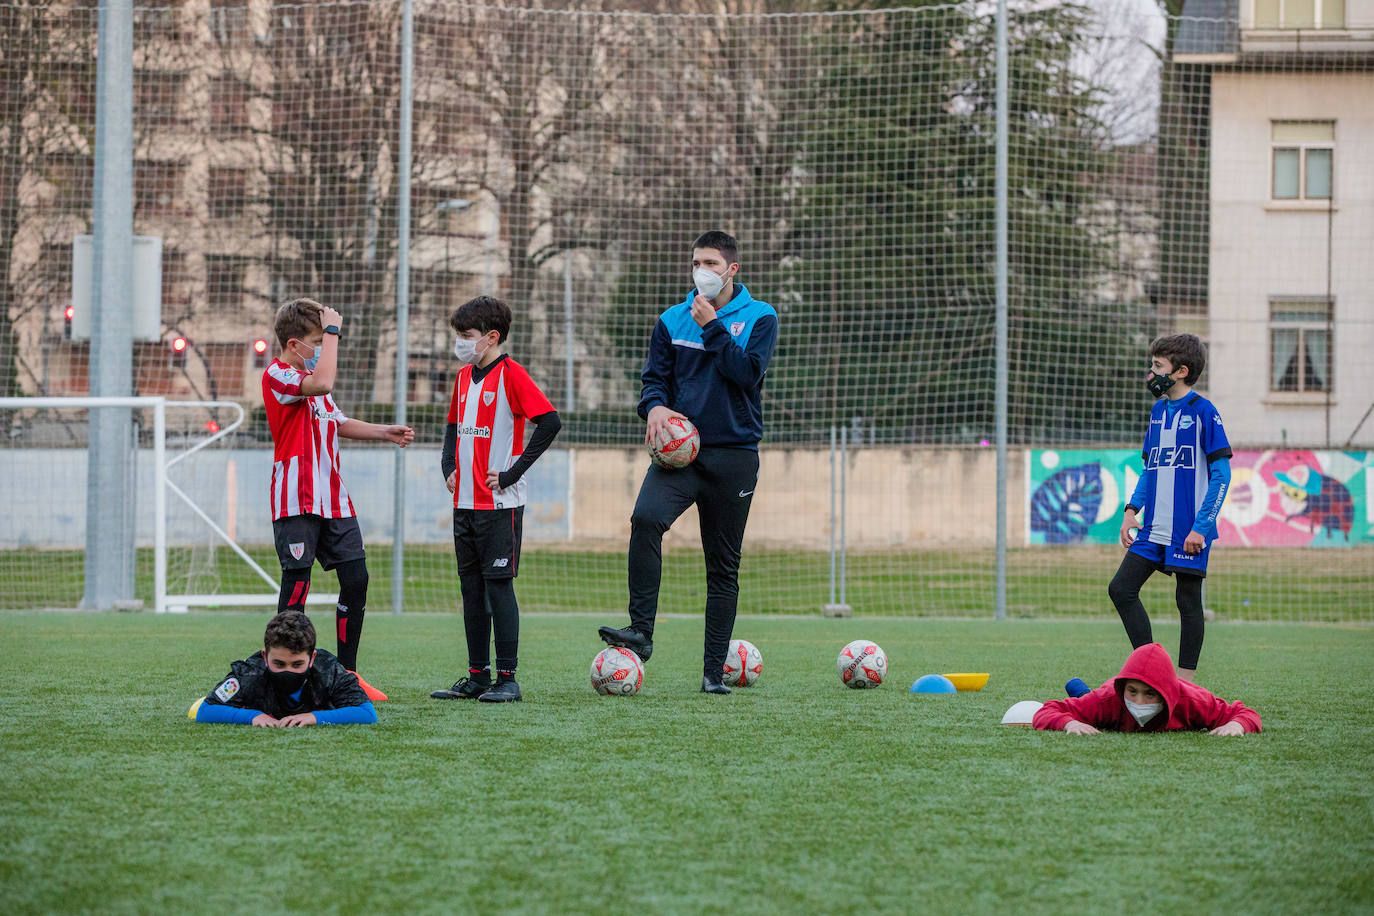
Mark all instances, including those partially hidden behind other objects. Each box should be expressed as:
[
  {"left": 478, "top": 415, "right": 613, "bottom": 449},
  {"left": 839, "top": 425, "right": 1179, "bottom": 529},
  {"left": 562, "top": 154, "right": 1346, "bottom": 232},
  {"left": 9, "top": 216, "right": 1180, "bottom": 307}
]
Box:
[
  {"left": 486, "top": 577, "right": 519, "bottom": 675},
  {"left": 459, "top": 571, "right": 491, "bottom": 671},
  {"left": 278, "top": 567, "right": 312, "bottom": 613},
  {"left": 334, "top": 558, "right": 369, "bottom": 671}
]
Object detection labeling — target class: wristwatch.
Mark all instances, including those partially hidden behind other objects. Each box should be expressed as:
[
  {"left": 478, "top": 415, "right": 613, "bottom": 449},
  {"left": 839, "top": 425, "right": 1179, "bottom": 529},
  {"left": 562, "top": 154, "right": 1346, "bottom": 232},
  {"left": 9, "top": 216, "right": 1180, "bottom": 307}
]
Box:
[{"left": 324, "top": 324, "right": 340, "bottom": 336}]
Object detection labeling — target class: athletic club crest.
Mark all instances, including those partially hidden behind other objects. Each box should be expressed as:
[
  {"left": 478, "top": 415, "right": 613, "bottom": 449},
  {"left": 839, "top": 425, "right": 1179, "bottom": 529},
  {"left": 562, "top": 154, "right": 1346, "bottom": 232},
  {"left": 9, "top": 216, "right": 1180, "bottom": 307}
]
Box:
[
  {"left": 483, "top": 391, "right": 495, "bottom": 406},
  {"left": 730, "top": 321, "right": 745, "bottom": 336},
  {"left": 289, "top": 542, "right": 305, "bottom": 560}
]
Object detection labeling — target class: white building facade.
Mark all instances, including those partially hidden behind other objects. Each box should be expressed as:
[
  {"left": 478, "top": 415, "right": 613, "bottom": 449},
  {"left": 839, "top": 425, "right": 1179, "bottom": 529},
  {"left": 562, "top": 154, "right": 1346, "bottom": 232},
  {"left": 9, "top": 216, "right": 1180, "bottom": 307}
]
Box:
[{"left": 1188, "top": 0, "right": 1374, "bottom": 447}]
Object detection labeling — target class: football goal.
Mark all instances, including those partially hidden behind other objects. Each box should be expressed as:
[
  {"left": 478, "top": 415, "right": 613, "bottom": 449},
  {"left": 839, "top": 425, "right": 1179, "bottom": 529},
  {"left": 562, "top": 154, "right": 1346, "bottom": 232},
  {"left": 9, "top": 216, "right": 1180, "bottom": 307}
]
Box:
[{"left": 0, "top": 396, "right": 335, "bottom": 613}]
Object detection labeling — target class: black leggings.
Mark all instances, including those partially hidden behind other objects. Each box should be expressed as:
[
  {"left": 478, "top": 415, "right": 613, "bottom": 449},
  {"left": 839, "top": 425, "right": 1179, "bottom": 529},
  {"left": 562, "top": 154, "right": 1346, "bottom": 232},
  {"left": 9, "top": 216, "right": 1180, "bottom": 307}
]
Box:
[
  {"left": 1108, "top": 551, "right": 1204, "bottom": 670},
  {"left": 627, "top": 446, "right": 759, "bottom": 675}
]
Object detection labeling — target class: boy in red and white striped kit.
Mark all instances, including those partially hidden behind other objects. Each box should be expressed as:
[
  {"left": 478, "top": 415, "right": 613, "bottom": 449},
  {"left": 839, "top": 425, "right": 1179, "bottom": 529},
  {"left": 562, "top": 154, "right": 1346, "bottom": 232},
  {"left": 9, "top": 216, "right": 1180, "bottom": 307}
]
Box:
[
  {"left": 430, "top": 296, "right": 561, "bottom": 703},
  {"left": 262, "top": 298, "right": 414, "bottom": 702}
]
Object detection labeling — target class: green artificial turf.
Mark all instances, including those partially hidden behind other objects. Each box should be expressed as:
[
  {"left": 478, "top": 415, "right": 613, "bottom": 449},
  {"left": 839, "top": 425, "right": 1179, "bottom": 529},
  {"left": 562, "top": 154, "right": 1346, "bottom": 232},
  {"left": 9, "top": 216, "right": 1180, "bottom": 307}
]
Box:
[
  {"left": 2, "top": 544, "right": 1370, "bottom": 623},
  {"left": 1, "top": 613, "right": 1372, "bottom": 915}
]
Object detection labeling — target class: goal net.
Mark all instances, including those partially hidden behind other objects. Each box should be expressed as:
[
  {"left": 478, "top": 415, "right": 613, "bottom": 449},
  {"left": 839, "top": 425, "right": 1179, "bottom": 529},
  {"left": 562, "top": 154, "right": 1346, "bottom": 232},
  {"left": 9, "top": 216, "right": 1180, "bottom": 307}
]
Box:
[{"left": 0, "top": 1, "right": 1369, "bottom": 624}]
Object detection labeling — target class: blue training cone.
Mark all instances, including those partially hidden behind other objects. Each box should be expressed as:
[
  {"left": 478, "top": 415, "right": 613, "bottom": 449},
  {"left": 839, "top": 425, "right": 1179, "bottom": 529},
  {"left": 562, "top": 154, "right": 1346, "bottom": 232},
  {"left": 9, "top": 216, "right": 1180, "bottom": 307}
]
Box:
[
  {"left": 1065, "top": 677, "right": 1090, "bottom": 698},
  {"left": 911, "top": 674, "right": 957, "bottom": 694}
]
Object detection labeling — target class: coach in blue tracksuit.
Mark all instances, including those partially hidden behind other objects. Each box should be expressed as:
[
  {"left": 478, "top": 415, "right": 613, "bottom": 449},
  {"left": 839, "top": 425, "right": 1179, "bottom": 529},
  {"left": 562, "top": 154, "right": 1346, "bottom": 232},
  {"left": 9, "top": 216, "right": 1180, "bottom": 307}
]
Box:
[{"left": 599, "top": 230, "right": 779, "bottom": 694}]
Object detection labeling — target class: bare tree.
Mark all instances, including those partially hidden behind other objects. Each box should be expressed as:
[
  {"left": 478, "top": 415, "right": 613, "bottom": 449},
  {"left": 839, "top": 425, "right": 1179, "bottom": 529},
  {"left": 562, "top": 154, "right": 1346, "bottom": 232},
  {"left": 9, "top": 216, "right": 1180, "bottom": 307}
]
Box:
[
  {"left": 1, "top": 2, "right": 100, "bottom": 402},
  {"left": 0, "top": 1, "right": 45, "bottom": 400},
  {"left": 418, "top": 1, "right": 654, "bottom": 377}
]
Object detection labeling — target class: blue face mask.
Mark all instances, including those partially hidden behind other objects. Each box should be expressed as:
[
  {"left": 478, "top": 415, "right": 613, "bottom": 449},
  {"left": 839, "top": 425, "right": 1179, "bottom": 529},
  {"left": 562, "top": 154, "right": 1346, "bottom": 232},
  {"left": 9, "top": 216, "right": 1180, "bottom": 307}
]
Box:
[{"left": 296, "top": 342, "right": 322, "bottom": 371}]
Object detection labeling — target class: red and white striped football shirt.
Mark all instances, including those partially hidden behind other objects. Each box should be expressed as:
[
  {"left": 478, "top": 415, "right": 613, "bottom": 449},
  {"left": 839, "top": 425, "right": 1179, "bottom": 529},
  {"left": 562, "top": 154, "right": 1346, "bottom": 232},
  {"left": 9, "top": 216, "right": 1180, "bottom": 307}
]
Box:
[
  {"left": 262, "top": 359, "right": 356, "bottom": 521},
  {"left": 447, "top": 356, "right": 555, "bottom": 510}
]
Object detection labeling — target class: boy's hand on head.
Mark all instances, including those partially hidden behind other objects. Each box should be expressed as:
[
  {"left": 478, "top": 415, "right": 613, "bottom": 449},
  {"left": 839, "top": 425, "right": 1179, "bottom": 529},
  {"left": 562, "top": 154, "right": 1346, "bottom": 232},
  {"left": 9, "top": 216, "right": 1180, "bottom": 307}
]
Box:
[
  {"left": 645, "top": 405, "right": 689, "bottom": 447},
  {"left": 386, "top": 425, "right": 415, "bottom": 447},
  {"left": 251, "top": 713, "right": 280, "bottom": 727},
  {"left": 446, "top": 470, "right": 457, "bottom": 494},
  {"left": 319, "top": 306, "right": 343, "bottom": 331},
  {"left": 1183, "top": 530, "right": 1205, "bottom": 555},
  {"left": 1063, "top": 720, "right": 1100, "bottom": 735},
  {"left": 276, "top": 713, "right": 317, "bottom": 727},
  {"left": 1209, "top": 721, "right": 1245, "bottom": 736},
  {"left": 690, "top": 294, "right": 717, "bottom": 328}
]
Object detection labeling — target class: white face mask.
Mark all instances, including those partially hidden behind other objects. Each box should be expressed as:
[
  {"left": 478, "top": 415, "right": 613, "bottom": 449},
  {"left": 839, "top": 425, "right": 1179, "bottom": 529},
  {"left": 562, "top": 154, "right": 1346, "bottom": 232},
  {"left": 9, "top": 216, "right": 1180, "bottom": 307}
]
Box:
[
  {"left": 1124, "top": 699, "right": 1163, "bottom": 726},
  {"left": 693, "top": 267, "right": 728, "bottom": 300},
  {"left": 453, "top": 336, "right": 484, "bottom": 366}
]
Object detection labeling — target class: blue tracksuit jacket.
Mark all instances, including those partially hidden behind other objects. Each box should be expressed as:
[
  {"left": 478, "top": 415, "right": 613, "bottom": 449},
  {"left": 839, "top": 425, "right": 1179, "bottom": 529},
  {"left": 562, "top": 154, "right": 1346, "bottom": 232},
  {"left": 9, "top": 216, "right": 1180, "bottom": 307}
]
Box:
[{"left": 637, "top": 284, "right": 779, "bottom": 448}]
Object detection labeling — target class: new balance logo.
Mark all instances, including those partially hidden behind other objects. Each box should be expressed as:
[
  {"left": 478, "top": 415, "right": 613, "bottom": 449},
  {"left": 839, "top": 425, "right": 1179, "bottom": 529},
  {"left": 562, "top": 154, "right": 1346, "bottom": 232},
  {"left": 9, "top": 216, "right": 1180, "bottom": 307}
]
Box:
[{"left": 492, "top": 558, "right": 509, "bottom": 567}]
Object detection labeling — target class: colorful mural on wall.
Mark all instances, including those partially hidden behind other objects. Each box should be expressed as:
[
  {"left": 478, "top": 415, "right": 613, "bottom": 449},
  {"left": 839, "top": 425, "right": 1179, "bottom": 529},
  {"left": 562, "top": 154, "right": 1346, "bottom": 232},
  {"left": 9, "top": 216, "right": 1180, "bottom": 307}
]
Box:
[{"left": 1028, "top": 449, "right": 1373, "bottom": 547}]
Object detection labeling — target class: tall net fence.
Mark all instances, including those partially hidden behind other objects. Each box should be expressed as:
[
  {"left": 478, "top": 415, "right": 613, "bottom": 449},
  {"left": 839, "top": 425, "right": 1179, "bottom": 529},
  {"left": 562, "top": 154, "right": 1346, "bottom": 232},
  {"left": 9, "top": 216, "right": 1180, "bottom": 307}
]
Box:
[{"left": 0, "top": 1, "right": 1370, "bottom": 622}]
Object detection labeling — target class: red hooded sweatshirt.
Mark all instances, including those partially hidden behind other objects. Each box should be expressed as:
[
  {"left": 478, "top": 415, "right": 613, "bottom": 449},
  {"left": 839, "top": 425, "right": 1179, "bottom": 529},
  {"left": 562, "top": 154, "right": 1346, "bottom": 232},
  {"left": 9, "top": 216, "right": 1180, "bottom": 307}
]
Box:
[{"left": 1033, "top": 643, "right": 1262, "bottom": 733}]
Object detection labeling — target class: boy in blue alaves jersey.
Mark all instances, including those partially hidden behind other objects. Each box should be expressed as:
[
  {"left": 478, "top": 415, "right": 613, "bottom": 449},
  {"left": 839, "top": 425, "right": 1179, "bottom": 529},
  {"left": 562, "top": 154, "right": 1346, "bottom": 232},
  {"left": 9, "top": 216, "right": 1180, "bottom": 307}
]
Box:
[
  {"left": 598, "top": 231, "right": 779, "bottom": 694},
  {"left": 1114, "top": 334, "right": 1232, "bottom": 682}
]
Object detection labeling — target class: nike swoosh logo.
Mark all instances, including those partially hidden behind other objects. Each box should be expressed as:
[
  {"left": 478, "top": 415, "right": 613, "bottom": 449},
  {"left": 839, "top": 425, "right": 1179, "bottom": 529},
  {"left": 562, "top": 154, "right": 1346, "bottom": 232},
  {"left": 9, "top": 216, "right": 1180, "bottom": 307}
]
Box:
[{"left": 738, "top": 490, "right": 754, "bottom": 498}]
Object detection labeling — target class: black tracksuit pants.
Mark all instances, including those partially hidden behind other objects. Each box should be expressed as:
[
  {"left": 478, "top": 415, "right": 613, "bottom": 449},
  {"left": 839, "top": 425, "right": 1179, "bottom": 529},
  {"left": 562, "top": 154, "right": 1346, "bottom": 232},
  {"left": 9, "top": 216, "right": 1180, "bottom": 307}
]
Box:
[{"left": 626, "top": 446, "right": 759, "bottom": 675}]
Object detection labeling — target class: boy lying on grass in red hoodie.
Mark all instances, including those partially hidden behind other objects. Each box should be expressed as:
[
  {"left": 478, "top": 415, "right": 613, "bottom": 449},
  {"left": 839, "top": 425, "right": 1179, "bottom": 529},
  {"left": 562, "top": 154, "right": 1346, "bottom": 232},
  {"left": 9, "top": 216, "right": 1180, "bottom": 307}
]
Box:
[{"left": 1034, "top": 642, "right": 1261, "bottom": 736}]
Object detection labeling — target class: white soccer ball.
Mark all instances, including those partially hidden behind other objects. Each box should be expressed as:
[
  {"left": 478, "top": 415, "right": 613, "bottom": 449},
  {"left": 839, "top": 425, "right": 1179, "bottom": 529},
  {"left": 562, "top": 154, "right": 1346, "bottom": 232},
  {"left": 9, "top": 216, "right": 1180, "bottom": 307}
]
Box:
[
  {"left": 837, "top": 639, "right": 887, "bottom": 689},
  {"left": 722, "top": 639, "right": 763, "bottom": 687},
  {"left": 590, "top": 646, "right": 644, "bottom": 696},
  {"left": 648, "top": 415, "right": 700, "bottom": 469}
]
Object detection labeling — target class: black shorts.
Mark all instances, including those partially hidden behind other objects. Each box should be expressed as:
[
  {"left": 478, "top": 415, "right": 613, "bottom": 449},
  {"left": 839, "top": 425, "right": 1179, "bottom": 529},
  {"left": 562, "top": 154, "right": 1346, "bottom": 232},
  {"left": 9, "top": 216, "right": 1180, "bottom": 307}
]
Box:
[
  {"left": 273, "top": 515, "right": 366, "bottom": 571},
  {"left": 453, "top": 507, "right": 523, "bottom": 580}
]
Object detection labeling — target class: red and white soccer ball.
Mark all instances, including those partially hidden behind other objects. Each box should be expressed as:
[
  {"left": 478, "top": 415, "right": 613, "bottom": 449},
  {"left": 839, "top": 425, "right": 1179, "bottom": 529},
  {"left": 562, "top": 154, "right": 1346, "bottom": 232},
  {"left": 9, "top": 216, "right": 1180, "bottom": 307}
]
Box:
[
  {"left": 648, "top": 416, "right": 700, "bottom": 469},
  {"left": 837, "top": 639, "right": 887, "bottom": 689},
  {"left": 590, "top": 646, "right": 645, "bottom": 696},
  {"left": 722, "top": 638, "right": 763, "bottom": 687}
]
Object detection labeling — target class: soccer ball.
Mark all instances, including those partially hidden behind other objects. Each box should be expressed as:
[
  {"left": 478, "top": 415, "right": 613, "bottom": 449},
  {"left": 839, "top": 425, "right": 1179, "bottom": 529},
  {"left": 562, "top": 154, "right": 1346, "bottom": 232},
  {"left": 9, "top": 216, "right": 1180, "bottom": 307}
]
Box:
[
  {"left": 722, "top": 639, "right": 763, "bottom": 687},
  {"left": 648, "top": 416, "right": 700, "bottom": 469},
  {"left": 590, "top": 646, "right": 644, "bottom": 696},
  {"left": 837, "top": 640, "right": 887, "bottom": 689}
]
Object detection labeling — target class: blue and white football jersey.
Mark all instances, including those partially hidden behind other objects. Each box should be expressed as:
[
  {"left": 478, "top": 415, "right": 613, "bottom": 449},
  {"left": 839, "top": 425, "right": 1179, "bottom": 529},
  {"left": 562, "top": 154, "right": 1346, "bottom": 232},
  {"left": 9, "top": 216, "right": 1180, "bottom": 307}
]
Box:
[{"left": 1137, "top": 393, "right": 1232, "bottom": 547}]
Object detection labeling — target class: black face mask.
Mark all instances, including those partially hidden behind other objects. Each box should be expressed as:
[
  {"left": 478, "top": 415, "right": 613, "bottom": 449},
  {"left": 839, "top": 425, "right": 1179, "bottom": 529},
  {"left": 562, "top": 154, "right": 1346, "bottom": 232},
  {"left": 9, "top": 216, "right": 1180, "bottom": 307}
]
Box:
[
  {"left": 1146, "top": 371, "right": 1177, "bottom": 398},
  {"left": 265, "top": 665, "right": 310, "bottom": 697}
]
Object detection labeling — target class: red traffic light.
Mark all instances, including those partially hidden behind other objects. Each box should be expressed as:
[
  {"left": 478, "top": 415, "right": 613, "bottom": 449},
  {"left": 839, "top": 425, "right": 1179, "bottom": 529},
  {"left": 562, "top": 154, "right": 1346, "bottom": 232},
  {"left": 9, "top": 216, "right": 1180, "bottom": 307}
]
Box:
[
  {"left": 252, "top": 338, "right": 269, "bottom": 354},
  {"left": 65, "top": 305, "right": 75, "bottom": 321},
  {"left": 205, "top": 420, "right": 220, "bottom": 433},
  {"left": 171, "top": 336, "right": 188, "bottom": 353}
]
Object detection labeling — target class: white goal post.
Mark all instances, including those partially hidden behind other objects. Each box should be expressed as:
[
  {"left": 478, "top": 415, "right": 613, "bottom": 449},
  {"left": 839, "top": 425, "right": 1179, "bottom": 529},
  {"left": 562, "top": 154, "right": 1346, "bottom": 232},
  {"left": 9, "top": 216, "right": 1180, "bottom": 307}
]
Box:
[{"left": 0, "top": 396, "right": 337, "bottom": 614}]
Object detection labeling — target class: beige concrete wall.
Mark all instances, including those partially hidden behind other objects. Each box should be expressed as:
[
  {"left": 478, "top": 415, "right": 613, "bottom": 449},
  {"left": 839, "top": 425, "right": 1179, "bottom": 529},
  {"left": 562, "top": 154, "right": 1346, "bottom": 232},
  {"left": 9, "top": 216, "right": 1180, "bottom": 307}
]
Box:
[{"left": 571, "top": 447, "right": 1026, "bottom": 550}]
